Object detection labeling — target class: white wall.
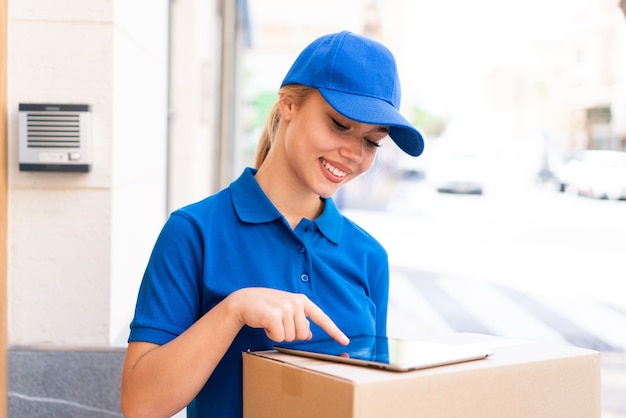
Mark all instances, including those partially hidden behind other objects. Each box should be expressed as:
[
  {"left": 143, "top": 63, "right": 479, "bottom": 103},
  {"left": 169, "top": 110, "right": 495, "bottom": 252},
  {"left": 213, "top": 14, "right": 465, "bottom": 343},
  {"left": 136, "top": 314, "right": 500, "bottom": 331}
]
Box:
[
  {"left": 7, "top": 0, "right": 169, "bottom": 346},
  {"left": 109, "top": 0, "right": 169, "bottom": 346}
]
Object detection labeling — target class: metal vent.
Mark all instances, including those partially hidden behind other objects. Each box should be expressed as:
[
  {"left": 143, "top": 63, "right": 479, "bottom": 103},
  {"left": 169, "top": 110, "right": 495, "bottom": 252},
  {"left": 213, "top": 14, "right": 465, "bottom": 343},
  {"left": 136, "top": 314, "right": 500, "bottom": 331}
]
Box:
[
  {"left": 18, "top": 103, "right": 92, "bottom": 172},
  {"left": 25, "top": 112, "right": 81, "bottom": 149}
]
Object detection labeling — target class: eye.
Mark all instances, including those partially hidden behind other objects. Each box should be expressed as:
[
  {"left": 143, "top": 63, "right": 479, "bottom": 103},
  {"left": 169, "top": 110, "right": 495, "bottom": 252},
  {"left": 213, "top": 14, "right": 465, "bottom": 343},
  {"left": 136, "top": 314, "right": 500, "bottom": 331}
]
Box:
[
  {"left": 364, "top": 138, "right": 382, "bottom": 149},
  {"left": 331, "top": 118, "right": 349, "bottom": 131}
]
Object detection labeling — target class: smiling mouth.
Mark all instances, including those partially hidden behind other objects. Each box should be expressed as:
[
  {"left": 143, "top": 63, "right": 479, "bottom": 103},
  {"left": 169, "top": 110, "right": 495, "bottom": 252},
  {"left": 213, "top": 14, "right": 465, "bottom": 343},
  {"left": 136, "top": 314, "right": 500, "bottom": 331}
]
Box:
[{"left": 320, "top": 158, "right": 348, "bottom": 178}]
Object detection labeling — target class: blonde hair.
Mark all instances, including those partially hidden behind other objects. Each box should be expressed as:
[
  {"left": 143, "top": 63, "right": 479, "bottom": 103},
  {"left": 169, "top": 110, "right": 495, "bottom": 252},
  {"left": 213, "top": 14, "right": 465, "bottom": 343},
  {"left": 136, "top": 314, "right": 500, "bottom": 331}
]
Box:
[{"left": 254, "top": 85, "right": 314, "bottom": 168}]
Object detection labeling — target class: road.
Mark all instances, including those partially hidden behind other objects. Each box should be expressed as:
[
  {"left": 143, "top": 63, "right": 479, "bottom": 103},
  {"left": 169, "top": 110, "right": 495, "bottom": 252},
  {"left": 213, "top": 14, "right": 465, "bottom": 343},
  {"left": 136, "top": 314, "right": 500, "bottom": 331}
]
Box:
[
  {"left": 342, "top": 178, "right": 626, "bottom": 417},
  {"left": 344, "top": 178, "right": 626, "bottom": 313}
]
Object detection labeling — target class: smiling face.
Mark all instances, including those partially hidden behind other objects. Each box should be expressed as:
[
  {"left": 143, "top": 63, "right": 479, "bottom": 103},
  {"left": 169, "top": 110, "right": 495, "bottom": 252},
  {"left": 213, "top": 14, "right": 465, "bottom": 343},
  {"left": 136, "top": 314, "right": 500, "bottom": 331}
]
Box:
[{"left": 275, "top": 90, "right": 389, "bottom": 199}]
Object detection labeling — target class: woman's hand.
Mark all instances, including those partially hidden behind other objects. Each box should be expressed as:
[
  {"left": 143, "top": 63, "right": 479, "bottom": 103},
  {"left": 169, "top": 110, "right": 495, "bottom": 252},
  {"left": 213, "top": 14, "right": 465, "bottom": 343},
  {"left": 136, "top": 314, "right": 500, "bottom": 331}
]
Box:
[{"left": 227, "top": 287, "right": 350, "bottom": 345}]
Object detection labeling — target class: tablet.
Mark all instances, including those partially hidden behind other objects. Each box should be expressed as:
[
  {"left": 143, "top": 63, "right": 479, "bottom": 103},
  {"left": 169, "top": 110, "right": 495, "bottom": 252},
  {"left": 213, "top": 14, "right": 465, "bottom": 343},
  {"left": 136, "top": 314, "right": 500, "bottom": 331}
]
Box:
[{"left": 274, "top": 335, "right": 493, "bottom": 372}]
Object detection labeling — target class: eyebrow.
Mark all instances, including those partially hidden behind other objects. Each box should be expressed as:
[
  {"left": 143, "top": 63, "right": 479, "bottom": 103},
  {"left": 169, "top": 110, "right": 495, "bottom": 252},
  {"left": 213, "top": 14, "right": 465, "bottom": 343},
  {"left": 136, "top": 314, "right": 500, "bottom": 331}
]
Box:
[
  {"left": 332, "top": 113, "right": 389, "bottom": 134},
  {"left": 366, "top": 125, "right": 389, "bottom": 137},
  {"left": 375, "top": 126, "right": 390, "bottom": 134}
]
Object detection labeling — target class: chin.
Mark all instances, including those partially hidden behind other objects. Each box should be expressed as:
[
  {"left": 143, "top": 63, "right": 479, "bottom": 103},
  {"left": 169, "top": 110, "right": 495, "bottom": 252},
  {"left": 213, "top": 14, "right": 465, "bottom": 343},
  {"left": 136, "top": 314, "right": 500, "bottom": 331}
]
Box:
[
  {"left": 314, "top": 175, "right": 352, "bottom": 199},
  {"left": 316, "top": 190, "right": 334, "bottom": 199},
  {"left": 318, "top": 183, "right": 345, "bottom": 199},
  {"left": 314, "top": 185, "right": 338, "bottom": 199}
]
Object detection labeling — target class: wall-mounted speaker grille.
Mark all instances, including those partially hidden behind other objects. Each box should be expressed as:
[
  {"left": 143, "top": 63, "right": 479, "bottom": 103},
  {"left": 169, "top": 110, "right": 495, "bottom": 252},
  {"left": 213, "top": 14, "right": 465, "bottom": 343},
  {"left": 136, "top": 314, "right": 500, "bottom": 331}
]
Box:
[{"left": 25, "top": 112, "right": 81, "bottom": 149}]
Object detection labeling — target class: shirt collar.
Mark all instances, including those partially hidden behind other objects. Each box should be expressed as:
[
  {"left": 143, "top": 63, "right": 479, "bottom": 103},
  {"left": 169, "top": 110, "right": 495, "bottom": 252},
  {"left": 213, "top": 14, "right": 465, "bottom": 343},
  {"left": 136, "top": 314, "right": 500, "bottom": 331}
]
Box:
[
  {"left": 230, "top": 167, "right": 343, "bottom": 245},
  {"left": 230, "top": 167, "right": 282, "bottom": 224},
  {"left": 313, "top": 197, "right": 342, "bottom": 245}
]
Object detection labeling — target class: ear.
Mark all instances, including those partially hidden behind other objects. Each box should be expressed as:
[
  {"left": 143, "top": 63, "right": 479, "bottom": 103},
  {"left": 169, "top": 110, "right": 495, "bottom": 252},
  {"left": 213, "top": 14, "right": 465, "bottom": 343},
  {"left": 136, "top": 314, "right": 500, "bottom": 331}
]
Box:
[{"left": 278, "top": 94, "right": 295, "bottom": 121}]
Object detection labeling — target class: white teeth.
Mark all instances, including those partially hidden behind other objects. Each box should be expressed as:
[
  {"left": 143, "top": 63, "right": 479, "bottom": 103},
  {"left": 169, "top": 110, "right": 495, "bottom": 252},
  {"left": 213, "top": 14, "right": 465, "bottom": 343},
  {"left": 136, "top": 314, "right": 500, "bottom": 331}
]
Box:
[{"left": 321, "top": 159, "right": 347, "bottom": 177}]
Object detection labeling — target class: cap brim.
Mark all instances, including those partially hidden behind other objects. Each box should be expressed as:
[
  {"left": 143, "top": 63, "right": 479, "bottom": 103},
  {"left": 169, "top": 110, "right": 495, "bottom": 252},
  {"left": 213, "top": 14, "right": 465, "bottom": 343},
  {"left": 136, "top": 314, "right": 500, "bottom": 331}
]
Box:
[{"left": 319, "top": 88, "right": 425, "bottom": 157}]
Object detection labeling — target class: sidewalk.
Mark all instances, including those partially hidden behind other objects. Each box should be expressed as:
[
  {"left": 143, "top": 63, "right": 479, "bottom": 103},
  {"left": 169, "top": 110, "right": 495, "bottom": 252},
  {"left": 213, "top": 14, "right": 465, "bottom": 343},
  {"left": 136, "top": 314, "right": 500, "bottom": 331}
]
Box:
[{"left": 601, "top": 353, "right": 626, "bottom": 417}]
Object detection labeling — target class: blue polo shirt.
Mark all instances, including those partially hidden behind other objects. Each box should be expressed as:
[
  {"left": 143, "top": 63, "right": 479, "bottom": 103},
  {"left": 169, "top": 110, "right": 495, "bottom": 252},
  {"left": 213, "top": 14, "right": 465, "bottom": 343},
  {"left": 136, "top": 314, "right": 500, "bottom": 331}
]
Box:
[{"left": 129, "top": 167, "right": 389, "bottom": 418}]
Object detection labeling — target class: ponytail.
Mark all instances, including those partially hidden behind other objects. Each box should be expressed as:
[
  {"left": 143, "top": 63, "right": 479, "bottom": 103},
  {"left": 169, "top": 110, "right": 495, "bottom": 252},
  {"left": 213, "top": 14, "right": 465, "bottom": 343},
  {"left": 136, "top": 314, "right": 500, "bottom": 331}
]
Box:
[{"left": 254, "top": 101, "right": 281, "bottom": 169}]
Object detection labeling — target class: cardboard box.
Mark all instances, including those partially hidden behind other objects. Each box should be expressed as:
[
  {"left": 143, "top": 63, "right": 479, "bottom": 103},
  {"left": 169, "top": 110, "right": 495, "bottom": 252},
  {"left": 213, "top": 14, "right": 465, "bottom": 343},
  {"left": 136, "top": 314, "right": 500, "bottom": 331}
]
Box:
[{"left": 243, "top": 333, "right": 600, "bottom": 418}]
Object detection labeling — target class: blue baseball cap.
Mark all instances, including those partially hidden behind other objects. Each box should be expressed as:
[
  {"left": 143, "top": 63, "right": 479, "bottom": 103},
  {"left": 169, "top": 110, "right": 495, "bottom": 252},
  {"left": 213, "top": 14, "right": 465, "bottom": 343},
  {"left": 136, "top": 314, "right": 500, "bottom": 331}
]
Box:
[{"left": 281, "top": 31, "right": 424, "bottom": 157}]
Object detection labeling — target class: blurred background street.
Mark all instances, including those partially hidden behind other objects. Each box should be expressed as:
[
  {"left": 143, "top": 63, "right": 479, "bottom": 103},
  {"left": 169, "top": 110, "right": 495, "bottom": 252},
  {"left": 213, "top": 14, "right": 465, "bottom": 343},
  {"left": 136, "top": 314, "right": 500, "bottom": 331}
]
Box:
[{"left": 341, "top": 173, "right": 626, "bottom": 417}]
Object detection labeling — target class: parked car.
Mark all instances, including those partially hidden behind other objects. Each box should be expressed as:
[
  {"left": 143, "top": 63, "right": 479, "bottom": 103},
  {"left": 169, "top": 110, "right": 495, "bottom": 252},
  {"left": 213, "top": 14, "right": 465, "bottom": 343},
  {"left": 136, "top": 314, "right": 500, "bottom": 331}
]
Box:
[
  {"left": 428, "top": 151, "right": 486, "bottom": 195},
  {"left": 556, "top": 150, "right": 626, "bottom": 200}
]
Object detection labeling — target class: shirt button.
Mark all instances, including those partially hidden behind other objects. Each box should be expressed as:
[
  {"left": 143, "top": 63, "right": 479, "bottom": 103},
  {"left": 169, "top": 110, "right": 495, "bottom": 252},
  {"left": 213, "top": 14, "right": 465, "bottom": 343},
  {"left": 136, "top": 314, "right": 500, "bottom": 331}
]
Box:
[
  {"left": 305, "top": 225, "right": 314, "bottom": 233},
  {"left": 297, "top": 245, "right": 305, "bottom": 254},
  {"left": 300, "top": 274, "right": 309, "bottom": 282}
]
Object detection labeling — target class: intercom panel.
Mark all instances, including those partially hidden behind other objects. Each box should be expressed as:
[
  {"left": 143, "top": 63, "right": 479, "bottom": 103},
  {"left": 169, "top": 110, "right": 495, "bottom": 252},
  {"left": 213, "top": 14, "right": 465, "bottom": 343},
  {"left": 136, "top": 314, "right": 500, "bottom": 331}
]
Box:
[{"left": 19, "top": 103, "right": 92, "bottom": 172}]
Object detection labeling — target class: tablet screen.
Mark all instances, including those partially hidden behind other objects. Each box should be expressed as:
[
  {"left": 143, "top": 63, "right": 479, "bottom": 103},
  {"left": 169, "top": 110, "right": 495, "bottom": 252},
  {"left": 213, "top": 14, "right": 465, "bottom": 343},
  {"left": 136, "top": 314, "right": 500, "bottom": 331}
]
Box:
[{"left": 274, "top": 335, "right": 493, "bottom": 371}]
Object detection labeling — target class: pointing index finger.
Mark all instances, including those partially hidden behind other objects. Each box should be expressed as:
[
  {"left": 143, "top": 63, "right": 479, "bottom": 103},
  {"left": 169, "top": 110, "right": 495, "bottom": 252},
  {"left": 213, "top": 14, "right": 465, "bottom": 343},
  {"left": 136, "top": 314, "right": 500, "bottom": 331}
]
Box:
[{"left": 304, "top": 300, "right": 350, "bottom": 346}]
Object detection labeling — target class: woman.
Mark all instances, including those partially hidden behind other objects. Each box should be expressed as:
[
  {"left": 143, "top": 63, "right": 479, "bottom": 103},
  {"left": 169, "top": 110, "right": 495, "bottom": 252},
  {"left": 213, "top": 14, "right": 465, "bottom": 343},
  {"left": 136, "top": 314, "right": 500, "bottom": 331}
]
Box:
[{"left": 121, "top": 30, "right": 424, "bottom": 418}]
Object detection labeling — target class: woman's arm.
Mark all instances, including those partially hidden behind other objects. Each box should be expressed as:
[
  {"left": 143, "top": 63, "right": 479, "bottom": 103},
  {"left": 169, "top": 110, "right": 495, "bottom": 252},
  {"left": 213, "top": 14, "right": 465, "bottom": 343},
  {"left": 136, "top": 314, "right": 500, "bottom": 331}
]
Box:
[
  {"left": 121, "top": 294, "right": 242, "bottom": 418},
  {"left": 120, "top": 287, "right": 348, "bottom": 418}
]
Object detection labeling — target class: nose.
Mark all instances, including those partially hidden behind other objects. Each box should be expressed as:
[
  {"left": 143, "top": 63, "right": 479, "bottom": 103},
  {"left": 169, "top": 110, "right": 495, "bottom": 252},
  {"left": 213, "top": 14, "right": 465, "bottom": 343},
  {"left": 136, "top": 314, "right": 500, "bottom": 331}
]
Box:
[{"left": 339, "top": 136, "right": 364, "bottom": 163}]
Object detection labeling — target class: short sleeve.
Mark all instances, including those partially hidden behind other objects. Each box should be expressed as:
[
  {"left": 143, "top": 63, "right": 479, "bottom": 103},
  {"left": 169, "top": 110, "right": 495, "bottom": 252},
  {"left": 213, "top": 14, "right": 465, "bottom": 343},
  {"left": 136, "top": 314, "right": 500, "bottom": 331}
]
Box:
[{"left": 128, "top": 212, "right": 204, "bottom": 345}]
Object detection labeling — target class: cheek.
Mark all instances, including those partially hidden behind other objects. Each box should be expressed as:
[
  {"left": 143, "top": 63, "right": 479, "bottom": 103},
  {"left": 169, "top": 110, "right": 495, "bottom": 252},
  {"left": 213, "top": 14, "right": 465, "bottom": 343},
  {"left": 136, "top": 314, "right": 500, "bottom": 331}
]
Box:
[
  {"left": 361, "top": 151, "right": 378, "bottom": 171},
  {"left": 282, "top": 119, "right": 308, "bottom": 154},
  {"left": 285, "top": 114, "right": 321, "bottom": 150},
  {"left": 347, "top": 152, "right": 377, "bottom": 181}
]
